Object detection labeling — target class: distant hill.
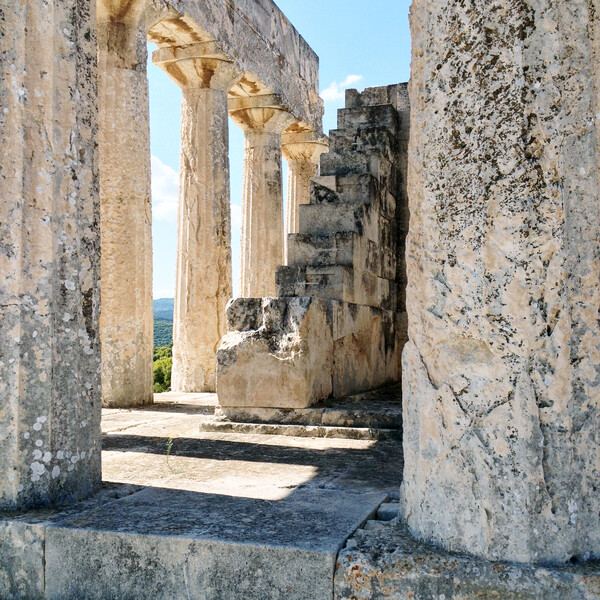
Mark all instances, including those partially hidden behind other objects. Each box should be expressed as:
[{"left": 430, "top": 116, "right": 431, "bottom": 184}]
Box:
[
  {"left": 154, "top": 319, "right": 173, "bottom": 347},
  {"left": 153, "top": 298, "right": 174, "bottom": 321},
  {"left": 153, "top": 298, "right": 174, "bottom": 347}
]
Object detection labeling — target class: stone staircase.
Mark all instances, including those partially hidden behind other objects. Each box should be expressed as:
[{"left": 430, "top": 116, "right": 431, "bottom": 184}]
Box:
[{"left": 217, "top": 84, "right": 409, "bottom": 411}]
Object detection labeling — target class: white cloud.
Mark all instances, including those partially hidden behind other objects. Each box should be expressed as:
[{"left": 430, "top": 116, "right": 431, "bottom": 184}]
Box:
[
  {"left": 231, "top": 203, "right": 242, "bottom": 232},
  {"left": 151, "top": 155, "right": 179, "bottom": 223},
  {"left": 321, "top": 74, "right": 363, "bottom": 102}
]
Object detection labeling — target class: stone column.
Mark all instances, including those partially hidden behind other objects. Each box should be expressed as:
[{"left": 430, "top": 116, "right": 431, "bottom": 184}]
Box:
[
  {"left": 97, "top": 4, "right": 154, "bottom": 408},
  {"left": 230, "top": 101, "right": 296, "bottom": 297},
  {"left": 153, "top": 44, "right": 242, "bottom": 392},
  {"left": 282, "top": 131, "right": 328, "bottom": 262},
  {"left": 0, "top": 0, "right": 101, "bottom": 508},
  {"left": 403, "top": 0, "right": 600, "bottom": 564}
]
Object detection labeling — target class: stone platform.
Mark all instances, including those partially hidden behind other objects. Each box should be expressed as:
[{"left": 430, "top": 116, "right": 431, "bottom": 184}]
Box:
[
  {"left": 1, "top": 393, "right": 403, "bottom": 600},
  {"left": 335, "top": 519, "right": 600, "bottom": 600}
]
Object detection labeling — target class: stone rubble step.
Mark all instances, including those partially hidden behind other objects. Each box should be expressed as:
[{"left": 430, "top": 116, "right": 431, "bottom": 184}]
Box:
[
  {"left": 376, "top": 502, "right": 401, "bottom": 522},
  {"left": 275, "top": 264, "right": 397, "bottom": 311},
  {"left": 337, "top": 104, "right": 401, "bottom": 135},
  {"left": 320, "top": 150, "right": 398, "bottom": 191},
  {"left": 299, "top": 200, "right": 395, "bottom": 247},
  {"left": 329, "top": 127, "right": 399, "bottom": 163},
  {"left": 197, "top": 420, "right": 402, "bottom": 440},
  {"left": 287, "top": 231, "right": 397, "bottom": 280},
  {"left": 310, "top": 173, "right": 397, "bottom": 220}
]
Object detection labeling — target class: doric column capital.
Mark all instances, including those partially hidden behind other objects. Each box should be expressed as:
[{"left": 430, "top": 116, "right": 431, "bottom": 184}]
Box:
[
  {"left": 229, "top": 96, "right": 297, "bottom": 135},
  {"left": 153, "top": 43, "right": 243, "bottom": 91},
  {"left": 281, "top": 130, "right": 329, "bottom": 164}
]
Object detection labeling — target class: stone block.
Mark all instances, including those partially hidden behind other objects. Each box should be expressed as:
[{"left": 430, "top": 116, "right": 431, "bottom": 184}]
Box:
[
  {"left": 44, "top": 487, "right": 386, "bottom": 600},
  {"left": 320, "top": 151, "right": 397, "bottom": 192},
  {"left": 299, "top": 202, "right": 394, "bottom": 248},
  {"left": 335, "top": 520, "right": 600, "bottom": 600},
  {"left": 337, "top": 105, "right": 400, "bottom": 135},
  {"left": 331, "top": 303, "right": 399, "bottom": 397},
  {"left": 217, "top": 297, "right": 333, "bottom": 408},
  {"left": 287, "top": 232, "right": 396, "bottom": 281},
  {"left": 329, "top": 127, "right": 398, "bottom": 164}
]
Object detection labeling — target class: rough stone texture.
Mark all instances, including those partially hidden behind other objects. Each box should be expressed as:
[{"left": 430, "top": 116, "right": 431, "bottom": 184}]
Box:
[
  {"left": 0, "top": 0, "right": 101, "bottom": 508},
  {"left": 230, "top": 102, "right": 296, "bottom": 297},
  {"left": 97, "top": 0, "right": 166, "bottom": 408},
  {"left": 154, "top": 46, "right": 242, "bottom": 393},
  {"left": 403, "top": 0, "right": 600, "bottom": 563},
  {"left": 282, "top": 131, "right": 329, "bottom": 262},
  {"left": 148, "top": 0, "right": 323, "bottom": 133},
  {"left": 217, "top": 86, "right": 408, "bottom": 409},
  {"left": 218, "top": 297, "right": 334, "bottom": 408},
  {"left": 335, "top": 519, "right": 600, "bottom": 600}
]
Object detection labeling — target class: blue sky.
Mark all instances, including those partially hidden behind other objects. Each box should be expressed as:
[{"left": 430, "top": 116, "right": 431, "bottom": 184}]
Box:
[{"left": 149, "top": 0, "right": 412, "bottom": 298}]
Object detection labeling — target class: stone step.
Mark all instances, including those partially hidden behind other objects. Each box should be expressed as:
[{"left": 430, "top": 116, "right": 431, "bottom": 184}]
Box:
[
  {"left": 337, "top": 103, "right": 401, "bottom": 135},
  {"left": 299, "top": 201, "right": 395, "bottom": 248},
  {"left": 1, "top": 485, "right": 387, "bottom": 600},
  {"left": 329, "top": 127, "right": 399, "bottom": 163},
  {"left": 197, "top": 421, "right": 402, "bottom": 440},
  {"left": 275, "top": 264, "right": 397, "bottom": 310},
  {"left": 320, "top": 150, "right": 398, "bottom": 193},
  {"left": 213, "top": 384, "right": 403, "bottom": 431},
  {"left": 310, "top": 173, "right": 397, "bottom": 220},
  {"left": 287, "top": 232, "right": 396, "bottom": 280}
]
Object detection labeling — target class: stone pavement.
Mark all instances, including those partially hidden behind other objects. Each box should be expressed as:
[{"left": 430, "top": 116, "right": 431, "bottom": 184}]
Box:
[{"left": 0, "top": 391, "right": 403, "bottom": 600}]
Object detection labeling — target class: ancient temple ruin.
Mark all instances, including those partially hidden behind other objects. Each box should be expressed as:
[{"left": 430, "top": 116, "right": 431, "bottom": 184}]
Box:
[{"left": 0, "top": 0, "right": 599, "bottom": 597}]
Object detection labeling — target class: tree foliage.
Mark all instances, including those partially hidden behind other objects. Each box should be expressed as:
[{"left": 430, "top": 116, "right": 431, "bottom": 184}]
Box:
[{"left": 153, "top": 345, "right": 172, "bottom": 393}]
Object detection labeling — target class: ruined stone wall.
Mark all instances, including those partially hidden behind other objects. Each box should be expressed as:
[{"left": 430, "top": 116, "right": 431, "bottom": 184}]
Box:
[
  {"left": 403, "top": 0, "right": 600, "bottom": 564},
  {"left": 0, "top": 0, "right": 101, "bottom": 507}
]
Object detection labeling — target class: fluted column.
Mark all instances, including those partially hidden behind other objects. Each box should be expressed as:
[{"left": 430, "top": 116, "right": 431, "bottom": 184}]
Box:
[
  {"left": 229, "top": 102, "right": 296, "bottom": 297},
  {"left": 282, "top": 131, "right": 328, "bottom": 262},
  {"left": 153, "top": 44, "right": 242, "bottom": 392},
  {"left": 97, "top": 4, "right": 154, "bottom": 407}
]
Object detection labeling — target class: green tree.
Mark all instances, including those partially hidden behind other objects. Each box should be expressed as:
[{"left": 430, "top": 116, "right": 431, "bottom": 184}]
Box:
[{"left": 153, "top": 345, "right": 172, "bottom": 393}]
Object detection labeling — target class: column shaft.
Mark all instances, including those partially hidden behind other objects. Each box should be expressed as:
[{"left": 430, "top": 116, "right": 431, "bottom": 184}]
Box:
[
  {"left": 171, "top": 86, "right": 233, "bottom": 392},
  {"left": 286, "top": 159, "right": 318, "bottom": 239},
  {"left": 97, "top": 21, "right": 153, "bottom": 407},
  {"left": 240, "top": 130, "right": 286, "bottom": 297},
  {"left": 0, "top": 0, "right": 101, "bottom": 508}
]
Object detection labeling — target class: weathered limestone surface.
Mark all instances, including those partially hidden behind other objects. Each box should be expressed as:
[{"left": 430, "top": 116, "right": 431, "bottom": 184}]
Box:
[
  {"left": 335, "top": 520, "right": 600, "bottom": 600},
  {"left": 403, "top": 0, "right": 600, "bottom": 564},
  {"left": 97, "top": 0, "right": 169, "bottom": 408},
  {"left": 218, "top": 86, "right": 408, "bottom": 409},
  {"left": 150, "top": 0, "right": 323, "bottom": 132},
  {"left": 154, "top": 45, "right": 242, "bottom": 392},
  {"left": 230, "top": 102, "right": 296, "bottom": 297},
  {"left": 218, "top": 297, "right": 334, "bottom": 408},
  {"left": 282, "top": 131, "right": 329, "bottom": 262},
  {"left": 0, "top": 0, "right": 101, "bottom": 508}
]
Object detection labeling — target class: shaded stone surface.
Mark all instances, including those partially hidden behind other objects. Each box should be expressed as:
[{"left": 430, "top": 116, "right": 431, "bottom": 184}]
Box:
[
  {"left": 403, "top": 0, "right": 600, "bottom": 563},
  {"left": 335, "top": 520, "right": 600, "bottom": 600}
]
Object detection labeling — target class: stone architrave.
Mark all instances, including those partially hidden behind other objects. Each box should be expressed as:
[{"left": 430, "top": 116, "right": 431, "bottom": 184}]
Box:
[
  {"left": 402, "top": 0, "right": 600, "bottom": 564},
  {"left": 230, "top": 99, "right": 296, "bottom": 297},
  {"left": 97, "top": 0, "right": 156, "bottom": 408},
  {"left": 153, "top": 43, "right": 242, "bottom": 392},
  {"left": 282, "top": 131, "right": 329, "bottom": 262},
  {"left": 0, "top": 0, "right": 101, "bottom": 508}
]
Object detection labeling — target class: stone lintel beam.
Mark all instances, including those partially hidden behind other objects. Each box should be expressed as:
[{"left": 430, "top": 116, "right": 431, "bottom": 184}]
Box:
[
  {"left": 281, "top": 131, "right": 329, "bottom": 258},
  {"left": 229, "top": 99, "right": 297, "bottom": 297},
  {"left": 153, "top": 49, "right": 242, "bottom": 392}
]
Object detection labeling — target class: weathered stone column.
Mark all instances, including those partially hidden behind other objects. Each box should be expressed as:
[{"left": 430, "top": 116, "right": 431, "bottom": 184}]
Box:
[
  {"left": 282, "top": 131, "right": 328, "bottom": 262},
  {"left": 0, "top": 0, "right": 101, "bottom": 508},
  {"left": 153, "top": 44, "right": 242, "bottom": 392},
  {"left": 230, "top": 100, "right": 296, "bottom": 297},
  {"left": 402, "top": 0, "right": 600, "bottom": 564},
  {"left": 97, "top": 0, "right": 155, "bottom": 407}
]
